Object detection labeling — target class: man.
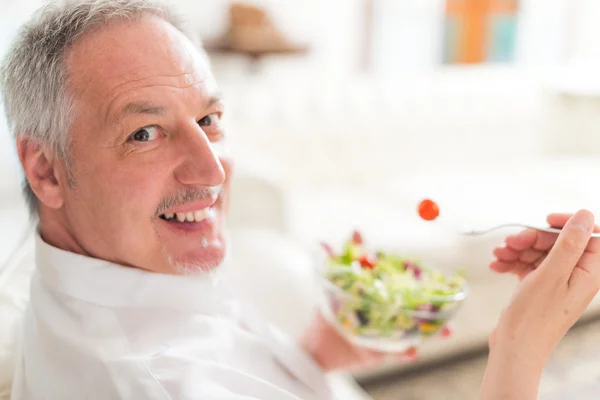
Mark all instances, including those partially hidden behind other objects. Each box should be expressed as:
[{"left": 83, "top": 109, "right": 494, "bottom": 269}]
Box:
[
  {"left": 2, "top": 1, "right": 600, "bottom": 399},
  {"left": 1, "top": 2, "right": 406, "bottom": 399}
]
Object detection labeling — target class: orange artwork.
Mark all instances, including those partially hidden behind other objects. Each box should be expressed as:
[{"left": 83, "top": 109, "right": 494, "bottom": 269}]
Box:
[{"left": 445, "top": 0, "right": 517, "bottom": 64}]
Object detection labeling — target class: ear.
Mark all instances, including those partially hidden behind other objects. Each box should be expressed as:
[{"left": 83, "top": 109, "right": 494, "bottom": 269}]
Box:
[{"left": 17, "top": 138, "right": 65, "bottom": 210}]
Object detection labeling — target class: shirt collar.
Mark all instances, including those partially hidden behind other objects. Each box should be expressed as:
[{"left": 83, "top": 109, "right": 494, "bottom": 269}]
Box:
[{"left": 34, "top": 233, "right": 233, "bottom": 311}]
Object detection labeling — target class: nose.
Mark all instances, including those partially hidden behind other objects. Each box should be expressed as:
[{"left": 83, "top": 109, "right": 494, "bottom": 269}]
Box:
[{"left": 174, "top": 123, "right": 226, "bottom": 187}]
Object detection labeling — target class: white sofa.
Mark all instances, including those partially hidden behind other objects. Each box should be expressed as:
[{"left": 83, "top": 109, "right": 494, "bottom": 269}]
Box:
[{"left": 214, "top": 67, "right": 600, "bottom": 381}]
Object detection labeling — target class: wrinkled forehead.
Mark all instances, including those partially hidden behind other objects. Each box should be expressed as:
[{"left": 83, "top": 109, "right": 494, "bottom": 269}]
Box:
[{"left": 65, "top": 15, "right": 214, "bottom": 110}]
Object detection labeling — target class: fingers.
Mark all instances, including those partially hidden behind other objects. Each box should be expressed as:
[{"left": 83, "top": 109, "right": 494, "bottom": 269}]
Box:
[
  {"left": 520, "top": 249, "right": 544, "bottom": 264},
  {"left": 505, "top": 229, "right": 559, "bottom": 253},
  {"left": 490, "top": 261, "right": 534, "bottom": 281},
  {"left": 548, "top": 213, "right": 600, "bottom": 254},
  {"left": 351, "top": 347, "right": 387, "bottom": 367},
  {"left": 492, "top": 244, "right": 545, "bottom": 278},
  {"left": 353, "top": 346, "right": 418, "bottom": 366},
  {"left": 504, "top": 229, "right": 538, "bottom": 251},
  {"left": 502, "top": 215, "right": 599, "bottom": 254},
  {"left": 493, "top": 212, "right": 598, "bottom": 279},
  {"left": 547, "top": 213, "right": 571, "bottom": 229},
  {"left": 493, "top": 246, "right": 520, "bottom": 262},
  {"left": 545, "top": 213, "right": 600, "bottom": 231},
  {"left": 540, "top": 210, "right": 594, "bottom": 279},
  {"left": 489, "top": 260, "right": 516, "bottom": 273}
]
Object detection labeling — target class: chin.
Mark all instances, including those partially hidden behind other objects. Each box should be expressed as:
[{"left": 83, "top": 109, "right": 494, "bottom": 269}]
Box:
[{"left": 166, "top": 238, "right": 227, "bottom": 275}]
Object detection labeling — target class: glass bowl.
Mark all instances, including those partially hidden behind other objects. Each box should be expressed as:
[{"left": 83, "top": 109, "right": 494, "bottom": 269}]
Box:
[{"left": 317, "top": 263, "right": 469, "bottom": 353}]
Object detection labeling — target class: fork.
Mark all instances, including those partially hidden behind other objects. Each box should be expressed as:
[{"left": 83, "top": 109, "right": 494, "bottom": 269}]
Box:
[{"left": 459, "top": 223, "right": 600, "bottom": 238}]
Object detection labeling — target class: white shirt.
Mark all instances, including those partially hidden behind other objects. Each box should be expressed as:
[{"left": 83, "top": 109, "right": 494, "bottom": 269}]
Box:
[{"left": 10, "top": 235, "right": 333, "bottom": 400}]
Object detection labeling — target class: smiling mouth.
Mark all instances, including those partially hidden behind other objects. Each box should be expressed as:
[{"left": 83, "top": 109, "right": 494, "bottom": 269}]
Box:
[{"left": 159, "top": 208, "right": 212, "bottom": 223}]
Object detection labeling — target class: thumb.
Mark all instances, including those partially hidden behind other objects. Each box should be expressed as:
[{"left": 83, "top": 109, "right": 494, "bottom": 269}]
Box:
[{"left": 539, "top": 209, "right": 594, "bottom": 279}]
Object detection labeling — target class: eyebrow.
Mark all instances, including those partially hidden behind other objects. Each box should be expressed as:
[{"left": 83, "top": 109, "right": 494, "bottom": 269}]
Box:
[
  {"left": 205, "top": 93, "right": 224, "bottom": 110},
  {"left": 113, "top": 102, "right": 167, "bottom": 123},
  {"left": 112, "top": 93, "right": 224, "bottom": 124}
]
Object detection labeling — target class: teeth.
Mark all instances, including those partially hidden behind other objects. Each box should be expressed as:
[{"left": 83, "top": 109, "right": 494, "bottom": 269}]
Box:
[
  {"left": 164, "top": 208, "right": 211, "bottom": 222},
  {"left": 194, "top": 209, "right": 206, "bottom": 221}
]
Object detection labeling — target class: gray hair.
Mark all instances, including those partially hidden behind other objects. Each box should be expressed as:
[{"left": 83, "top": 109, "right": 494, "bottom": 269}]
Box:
[{"left": 0, "top": 0, "right": 192, "bottom": 215}]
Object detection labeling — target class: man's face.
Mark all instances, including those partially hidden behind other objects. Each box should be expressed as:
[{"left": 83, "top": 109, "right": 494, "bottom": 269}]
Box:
[{"left": 52, "top": 16, "right": 231, "bottom": 274}]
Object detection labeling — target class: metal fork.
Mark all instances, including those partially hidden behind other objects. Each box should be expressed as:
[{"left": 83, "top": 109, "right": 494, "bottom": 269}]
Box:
[{"left": 460, "top": 223, "right": 600, "bottom": 238}]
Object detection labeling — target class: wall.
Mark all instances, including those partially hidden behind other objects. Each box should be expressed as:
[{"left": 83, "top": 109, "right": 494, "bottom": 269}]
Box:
[
  {"left": 170, "top": 0, "right": 362, "bottom": 80},
  {"left": 0, "top": 0, "right": 596, "bottom": 191}
]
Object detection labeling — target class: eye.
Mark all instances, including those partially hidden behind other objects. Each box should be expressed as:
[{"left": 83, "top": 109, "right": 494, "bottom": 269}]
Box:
[
  {"left": 198, "top": 113, "right": 220, "bottom": 127},
  {"left": 129, "top": 126, "right": 160, "bottom": 142}
]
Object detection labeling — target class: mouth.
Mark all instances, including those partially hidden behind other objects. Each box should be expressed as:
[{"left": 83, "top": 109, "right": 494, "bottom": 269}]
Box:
[{"left": 159, "top": 207, "right": 213, "bottom": 223}]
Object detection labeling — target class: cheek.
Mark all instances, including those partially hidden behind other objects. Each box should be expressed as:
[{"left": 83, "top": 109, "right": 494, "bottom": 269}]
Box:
[
  {"left": 71, "top": 157, "right": 162, "bottom": 220},
  {"left": 107, "top": 168, "right": 165, "bottom": 216},
  {"left": 69, "top": 162, "right": 168, "bottom": 259}
]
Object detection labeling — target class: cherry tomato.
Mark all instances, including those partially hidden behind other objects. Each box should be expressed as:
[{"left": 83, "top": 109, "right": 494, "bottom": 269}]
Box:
[
  {"left": 441, "top": 325, "right": 452, "bottom": 338},
  {"left": 351, "top": 230, "right": 363, "bottom": 245},
  {"left": 357, "top": 254, "right": 376, "bottom": 269},
  {"left": 418, "top": 199, "right": 439, "bottom": 221}
]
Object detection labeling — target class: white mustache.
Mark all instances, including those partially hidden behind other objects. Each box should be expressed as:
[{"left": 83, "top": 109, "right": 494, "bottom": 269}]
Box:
[{"left": 156, "top": 185, "right": 222, "bottom": 216}]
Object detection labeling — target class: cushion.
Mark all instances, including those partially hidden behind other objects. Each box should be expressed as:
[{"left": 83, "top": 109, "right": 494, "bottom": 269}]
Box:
[
  {"left": 0, "top": 206, "right": 29, "bottom": 272},
  {"left": 0, "top": 233, "right": 34, "bottom": 398}
]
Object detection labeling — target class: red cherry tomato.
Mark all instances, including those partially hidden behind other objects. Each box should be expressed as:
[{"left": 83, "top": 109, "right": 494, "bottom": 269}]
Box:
[
  {"left": 441, "top": 325, "right": 452, "bottom": 338},
  {"left": 418, "top": 199, "right": 439, "bottom": 221},
  {"left": 357, "top": 254, "right": 376, "bottom": 269},
  {"left": 351, "top": 230, "right": 363, "bottom": 245}
]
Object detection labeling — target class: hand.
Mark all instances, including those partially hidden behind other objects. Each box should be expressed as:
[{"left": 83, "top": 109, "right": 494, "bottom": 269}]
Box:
[
  {"left": 300, "top": 313, "right": 418, "bottom": 371},
  {"left": 488, "top": 212, "right": 600, "bottom": 348},
  {"left": 490, "top": 213, "right": 600, "bottom": 281},
  {"left": 481, "top": 210, "right": 600, "bottom": 399}
]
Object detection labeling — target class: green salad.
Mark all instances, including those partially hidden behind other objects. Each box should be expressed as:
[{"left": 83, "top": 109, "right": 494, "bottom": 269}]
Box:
[{"left": 321, "top": 231, "right": 467, "bottom": 339}]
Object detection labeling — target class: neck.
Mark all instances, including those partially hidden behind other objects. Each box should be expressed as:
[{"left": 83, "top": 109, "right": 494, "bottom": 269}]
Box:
[{"left": 38, "top": 207, "right": 87, "bottom": 257}]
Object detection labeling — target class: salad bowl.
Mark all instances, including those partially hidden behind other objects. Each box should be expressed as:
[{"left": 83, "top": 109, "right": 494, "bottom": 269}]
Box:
[{"left": 317, "top": 232, "right": 468, "bottom": 353}]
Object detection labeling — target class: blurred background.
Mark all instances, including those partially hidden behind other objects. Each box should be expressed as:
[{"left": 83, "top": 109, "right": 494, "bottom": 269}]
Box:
[{"left": 3, "top": 0, "right": 600, "bottom": 399}]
